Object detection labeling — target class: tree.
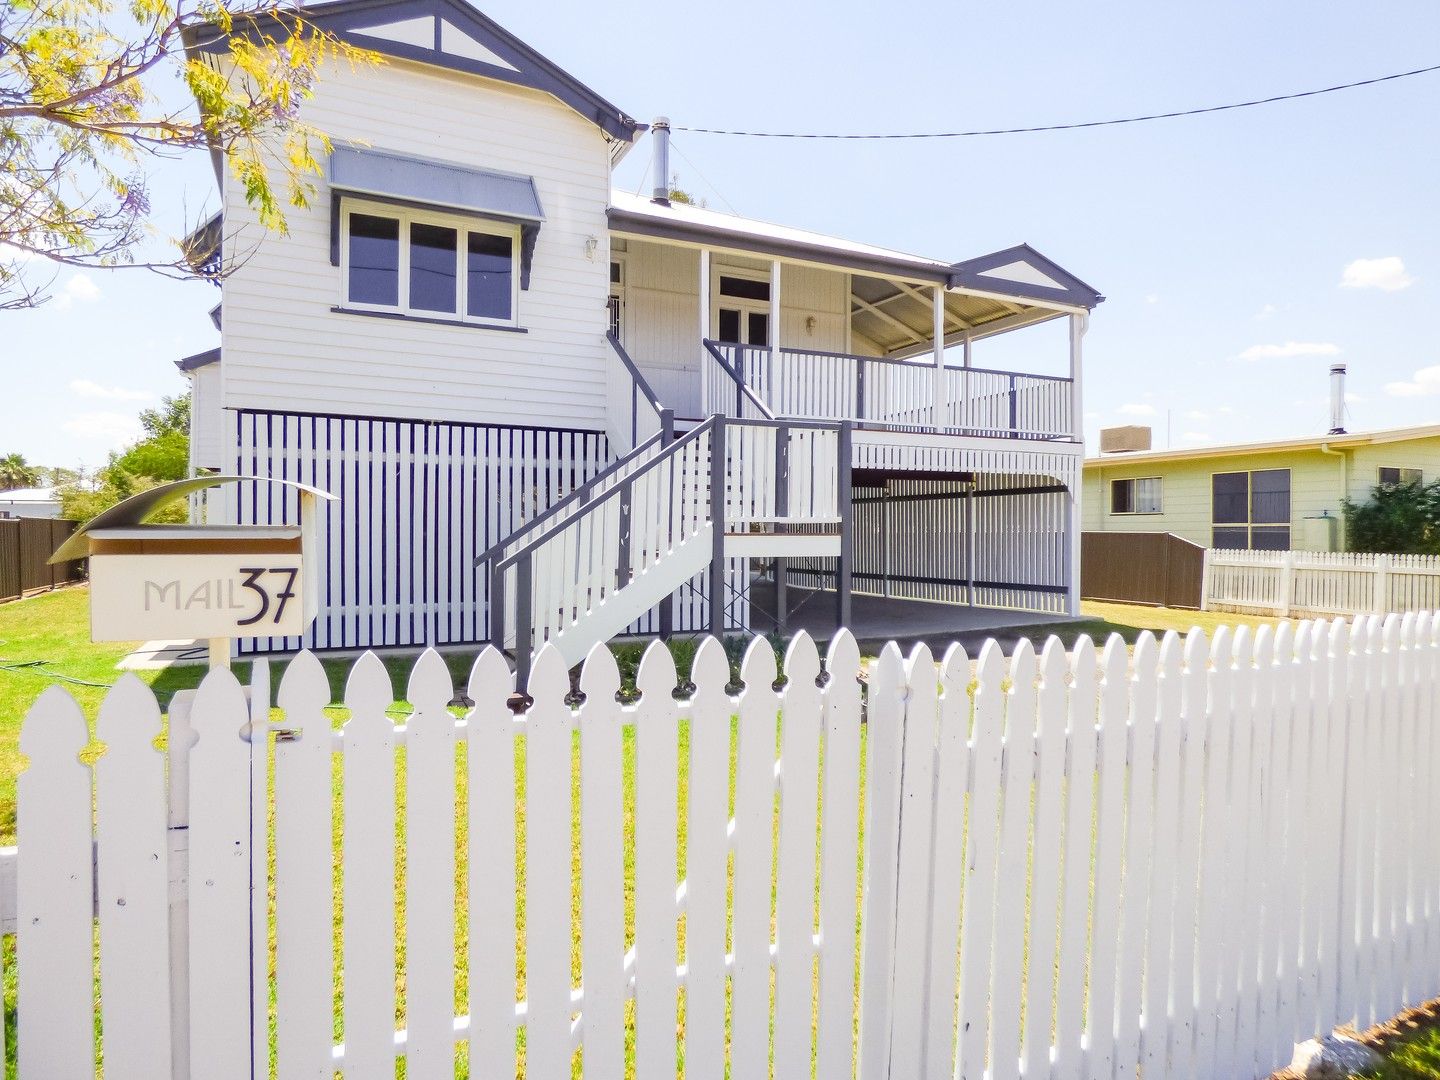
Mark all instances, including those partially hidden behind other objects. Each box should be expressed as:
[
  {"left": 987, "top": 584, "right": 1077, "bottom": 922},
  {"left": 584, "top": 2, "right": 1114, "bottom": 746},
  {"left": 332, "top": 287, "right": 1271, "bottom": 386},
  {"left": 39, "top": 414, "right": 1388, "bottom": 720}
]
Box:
[
  {"left": 1, "top": 0, "right": 379, "bottom": 308},
  {"left": 1343, "top": 479, "right": 1440, "bottom": 555},
  {"left": 0, "top": 453, "right": 42, "bottom": 490},
  {"left": 56, "top": 391, "right": 192, "bottom": 520}
]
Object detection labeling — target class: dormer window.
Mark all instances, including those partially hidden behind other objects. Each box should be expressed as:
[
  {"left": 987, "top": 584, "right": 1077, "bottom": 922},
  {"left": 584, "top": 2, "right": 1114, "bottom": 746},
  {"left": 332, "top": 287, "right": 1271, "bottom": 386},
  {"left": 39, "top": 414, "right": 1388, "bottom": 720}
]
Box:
[{"left": 340, "top": 198, "right": 518, "bottom": 326}]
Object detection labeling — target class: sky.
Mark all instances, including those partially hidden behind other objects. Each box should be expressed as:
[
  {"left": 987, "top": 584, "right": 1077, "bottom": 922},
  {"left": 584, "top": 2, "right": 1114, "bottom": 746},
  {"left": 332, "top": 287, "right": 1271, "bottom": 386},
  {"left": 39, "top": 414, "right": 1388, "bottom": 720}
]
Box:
[{"left": 4, "top": 0, "right": 1439, "bottom": 471}]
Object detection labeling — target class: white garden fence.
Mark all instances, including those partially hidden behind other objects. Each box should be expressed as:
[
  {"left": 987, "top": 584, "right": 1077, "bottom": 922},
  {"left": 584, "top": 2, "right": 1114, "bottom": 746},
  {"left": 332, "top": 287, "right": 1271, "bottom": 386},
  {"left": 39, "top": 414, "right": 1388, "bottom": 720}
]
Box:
[
  {"left": 12, "top": 613, "right": 1440, "bottom": 1079},
  {"left": 1204, "top": 548, "right": 1440, "bottom": 618}
]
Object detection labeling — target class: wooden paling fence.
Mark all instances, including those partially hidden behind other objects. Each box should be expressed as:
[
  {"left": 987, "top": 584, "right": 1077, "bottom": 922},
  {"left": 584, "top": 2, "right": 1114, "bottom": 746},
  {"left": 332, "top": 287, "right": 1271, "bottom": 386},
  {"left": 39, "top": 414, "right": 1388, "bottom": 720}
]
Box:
[
  {"left": 1205, "top": 547, "right": 1440, "bottom": 617},
  {"left": 13, "top": 613, "right": 1440, "bottom": 1078},
  {"left": 0, "top": 517, "right": 83, "bottom": 603}
]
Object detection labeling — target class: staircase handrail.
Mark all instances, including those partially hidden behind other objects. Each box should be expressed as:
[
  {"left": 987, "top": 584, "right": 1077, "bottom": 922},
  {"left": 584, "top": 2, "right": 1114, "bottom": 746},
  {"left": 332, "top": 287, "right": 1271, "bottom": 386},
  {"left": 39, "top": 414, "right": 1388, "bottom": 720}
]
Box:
[
  {"left": 702, "top": 339, "right": 777, "bottom": 419},
  {"left": 474, "top": 428, "right": 666, "bottom": 569}
]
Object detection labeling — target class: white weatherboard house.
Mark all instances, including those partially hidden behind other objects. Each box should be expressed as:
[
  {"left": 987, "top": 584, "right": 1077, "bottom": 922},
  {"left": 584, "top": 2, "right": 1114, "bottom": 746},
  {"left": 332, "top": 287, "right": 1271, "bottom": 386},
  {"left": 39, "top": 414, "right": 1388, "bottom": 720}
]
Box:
[{"left": 179, "top": 0, "right": 1103, "bottom": 666}]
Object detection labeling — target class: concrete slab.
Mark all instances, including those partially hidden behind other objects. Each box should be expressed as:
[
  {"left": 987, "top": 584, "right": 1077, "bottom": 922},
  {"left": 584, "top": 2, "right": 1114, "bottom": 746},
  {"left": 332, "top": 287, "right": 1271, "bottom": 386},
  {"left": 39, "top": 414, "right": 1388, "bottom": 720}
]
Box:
[
  {"left": 745, "top": 580, "right": 1077, "bottom": 655},
  {"left": 118, "top": 638, "right": 209, "bottom": 670}
]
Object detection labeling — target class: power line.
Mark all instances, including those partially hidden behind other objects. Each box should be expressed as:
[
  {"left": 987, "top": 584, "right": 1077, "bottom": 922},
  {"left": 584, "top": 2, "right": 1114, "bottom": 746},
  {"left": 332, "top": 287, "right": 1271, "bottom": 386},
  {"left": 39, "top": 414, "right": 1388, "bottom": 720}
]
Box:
[
  {"left": 668, "top": 136, "right": 741, "bottom": 215},
  {"left": 674, "top": 62, "right": 1440, "bottom": 139}
]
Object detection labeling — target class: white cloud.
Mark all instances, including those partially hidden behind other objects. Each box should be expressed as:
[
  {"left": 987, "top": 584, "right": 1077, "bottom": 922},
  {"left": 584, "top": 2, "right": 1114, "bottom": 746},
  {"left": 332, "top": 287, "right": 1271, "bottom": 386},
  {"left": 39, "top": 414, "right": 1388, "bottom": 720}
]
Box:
[
  {"left": 53, "top": 272, "right": 101, "bottom": 310},
  {"left": 1254, "top": 303, "right": 1277, "bottom": 320},
  {"left": 1145, "top": 294, "right": 1159, "bottom": 305},
  {"left": 1340, "top": 256, "right": 1413, "bottom": 292},
  {"left": 1237, "top": 341, "right": 1341, "bottom": 361},
  {"left": 1117, "top": 402, "right": 1158, "bottom": 417},
  {"left": 1384, "top": 365, "right": 1440, "bottom": 398},
  {"left": 69, "top": 378, "right": 151, "bottom": 402},
  {"left": 1183, "top": 409, "right": 1209, "bottom": 422},
  {"left": 62, "top": 411, "right": 141, "bottom": 446}
]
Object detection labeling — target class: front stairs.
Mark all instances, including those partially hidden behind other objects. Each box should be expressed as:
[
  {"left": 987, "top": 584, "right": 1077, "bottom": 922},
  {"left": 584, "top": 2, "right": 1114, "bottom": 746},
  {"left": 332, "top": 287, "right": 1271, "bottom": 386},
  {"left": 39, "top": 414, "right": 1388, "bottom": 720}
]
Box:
[{"left": 481, "top": 415, "right": 849, "bottom": 680}]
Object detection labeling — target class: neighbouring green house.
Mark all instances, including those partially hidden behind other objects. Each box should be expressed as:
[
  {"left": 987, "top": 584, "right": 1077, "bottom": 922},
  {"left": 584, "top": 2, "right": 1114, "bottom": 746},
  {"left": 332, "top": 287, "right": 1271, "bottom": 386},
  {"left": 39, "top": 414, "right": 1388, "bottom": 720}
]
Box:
[{"left": 1083, "top": 422, "right": 1440, "bottom": 552}]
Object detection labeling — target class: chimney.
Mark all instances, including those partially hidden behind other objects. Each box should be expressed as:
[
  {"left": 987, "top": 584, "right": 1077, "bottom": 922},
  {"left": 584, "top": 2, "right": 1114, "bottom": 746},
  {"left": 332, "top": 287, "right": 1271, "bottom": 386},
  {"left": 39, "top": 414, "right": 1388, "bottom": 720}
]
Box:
[
  {"left": 1328, "top": 363, "right": 1347, "bottom": 435},
  {"left": 651, "top": 117, "right": 671, "bottom": 206}
]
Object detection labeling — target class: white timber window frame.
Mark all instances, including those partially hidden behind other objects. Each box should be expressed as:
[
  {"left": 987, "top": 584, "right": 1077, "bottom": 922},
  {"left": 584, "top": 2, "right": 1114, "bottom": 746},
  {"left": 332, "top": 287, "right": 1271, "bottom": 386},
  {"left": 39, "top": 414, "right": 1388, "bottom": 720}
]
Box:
[{"left": 338, "top": 196, "right": 522, "bottom": 328}]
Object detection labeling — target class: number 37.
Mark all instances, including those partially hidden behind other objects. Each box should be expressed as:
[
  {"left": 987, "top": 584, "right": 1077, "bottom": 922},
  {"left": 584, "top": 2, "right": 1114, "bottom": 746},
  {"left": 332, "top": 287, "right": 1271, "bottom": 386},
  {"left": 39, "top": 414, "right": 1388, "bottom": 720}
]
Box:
[{"left": 236, "top": 567, "right": 300, "bottom": 627}]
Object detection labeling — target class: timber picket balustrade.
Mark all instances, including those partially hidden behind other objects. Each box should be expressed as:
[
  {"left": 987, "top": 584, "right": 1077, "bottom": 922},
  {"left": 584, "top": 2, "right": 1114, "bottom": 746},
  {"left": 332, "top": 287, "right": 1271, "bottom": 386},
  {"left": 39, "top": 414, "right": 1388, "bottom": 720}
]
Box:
[{"left": 11, "top": 613, "right": 1440, "bottom": 1078}]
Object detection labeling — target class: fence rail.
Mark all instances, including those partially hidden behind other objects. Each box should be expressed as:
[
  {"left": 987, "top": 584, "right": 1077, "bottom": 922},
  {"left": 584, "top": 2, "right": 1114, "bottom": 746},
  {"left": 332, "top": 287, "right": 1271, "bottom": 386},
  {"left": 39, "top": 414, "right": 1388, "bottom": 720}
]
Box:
[
  {"left": 0, "top": 517, "right": 83, "bottom": 603},
  {"left": 1204, "top": 548, "right": 1440, "bottom": 617},
  {"left": 13, "top": 611, "right": 1440, "bottom": 1078}
]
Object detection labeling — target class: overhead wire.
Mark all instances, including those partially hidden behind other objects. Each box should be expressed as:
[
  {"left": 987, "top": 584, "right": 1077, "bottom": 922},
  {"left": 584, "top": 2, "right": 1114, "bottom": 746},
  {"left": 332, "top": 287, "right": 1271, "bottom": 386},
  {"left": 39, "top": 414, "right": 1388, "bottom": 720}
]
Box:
[{"left": 672, "top": 62, "right": 1440, "bottom": 139}]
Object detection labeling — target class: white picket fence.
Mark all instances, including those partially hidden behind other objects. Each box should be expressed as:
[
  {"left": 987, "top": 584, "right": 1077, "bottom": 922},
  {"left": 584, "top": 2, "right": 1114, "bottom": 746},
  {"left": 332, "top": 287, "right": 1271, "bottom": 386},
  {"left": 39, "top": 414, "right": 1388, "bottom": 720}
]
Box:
[
  {"left": 1205, "top": 547, "right": 1440, "bottom": 617},
  {"left": 12, "top": 613, "right": 1440, "bottom": 1078}
]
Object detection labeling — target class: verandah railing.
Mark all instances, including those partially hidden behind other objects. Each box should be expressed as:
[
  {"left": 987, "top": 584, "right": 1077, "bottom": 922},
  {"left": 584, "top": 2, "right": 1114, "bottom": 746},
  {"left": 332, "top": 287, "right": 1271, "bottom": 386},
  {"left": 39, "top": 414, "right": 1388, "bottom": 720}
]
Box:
[{"left": 705, "top": 340, "right": 1075, "bottom": 439}]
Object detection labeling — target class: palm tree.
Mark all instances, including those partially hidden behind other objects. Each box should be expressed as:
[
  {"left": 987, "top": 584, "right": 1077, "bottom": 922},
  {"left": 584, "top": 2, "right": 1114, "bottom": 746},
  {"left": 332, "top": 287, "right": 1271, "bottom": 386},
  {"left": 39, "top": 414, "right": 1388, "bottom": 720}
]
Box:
[{"left": 0, "top": 453, "right": 41, "bottom": 491}]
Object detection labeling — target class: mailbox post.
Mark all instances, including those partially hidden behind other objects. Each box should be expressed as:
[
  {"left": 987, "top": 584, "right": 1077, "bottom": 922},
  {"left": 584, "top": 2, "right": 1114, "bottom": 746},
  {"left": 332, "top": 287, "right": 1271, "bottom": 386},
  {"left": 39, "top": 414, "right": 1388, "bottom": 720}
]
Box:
[{"left": 50, "top": 476, "right": 336, "bottom": 665}]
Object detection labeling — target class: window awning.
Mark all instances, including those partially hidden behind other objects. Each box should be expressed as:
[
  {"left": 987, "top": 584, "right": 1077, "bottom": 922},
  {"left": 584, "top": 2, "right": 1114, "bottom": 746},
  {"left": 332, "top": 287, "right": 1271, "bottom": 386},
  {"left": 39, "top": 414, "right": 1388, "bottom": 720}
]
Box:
[{"left": 328, "top": 146, "right": 545, "bottom": 287}]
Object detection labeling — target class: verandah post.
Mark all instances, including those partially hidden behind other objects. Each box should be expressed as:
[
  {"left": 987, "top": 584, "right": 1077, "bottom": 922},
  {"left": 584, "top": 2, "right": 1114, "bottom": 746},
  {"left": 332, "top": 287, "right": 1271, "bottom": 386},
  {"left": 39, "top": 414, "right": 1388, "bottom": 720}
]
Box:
[
  {"left": 836, "top": 421, "right": 853, "bottom": 629},
  {"left": 775, "top": 424, "right": 790, "bottom": 634},
  {"left": 658, "top": 409, "right": 676, "bottom": 639},
  {"left": 709, "top": 417, "right": 727, "bottom": 635}
]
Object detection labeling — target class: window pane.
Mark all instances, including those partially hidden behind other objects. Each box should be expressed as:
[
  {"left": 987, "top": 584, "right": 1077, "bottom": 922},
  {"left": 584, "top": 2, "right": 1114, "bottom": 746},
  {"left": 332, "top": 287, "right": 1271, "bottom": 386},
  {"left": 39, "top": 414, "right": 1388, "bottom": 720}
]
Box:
[
  {"left": 1212, "top": 471, "right": 1248, "bottom": 523},
  {"left": 1136, "top": 477, "right": 1162, "bottom": 513},
  {"left": 410, "top": 223, "right": 457, "bottom": 313},
  {"left": 747, "top": 311, "right": 769, "bottom": 347},
  {"left": 719, "top": 275, "right": 770, "bottom": 301},
  {"left": 1212, "top": 527, "right": 1249, "bottom": 549},
  {"left": 1251, "top": 468, "right": 1290, "bottom": 523},
  {"left": 1379, "top": 467, "right": 1400, "bottom": 487},
  {"left": 1251, "top": 526, "right": 1291, "bottom": 551},
  {"left": 348, "top": 214, "right": 400, "bottom": 306},
  {"left": 717, "top": 308, "right": 741, "bottom": 344},
  {"left": 466, "top": 232, "right": 513, "bottom": 320},
  {"left": 1111, "top": 479, "right": 1134, "bottom": 514},
  {"left": 610, "top": 260, "right": 622, "bottom": 284}
]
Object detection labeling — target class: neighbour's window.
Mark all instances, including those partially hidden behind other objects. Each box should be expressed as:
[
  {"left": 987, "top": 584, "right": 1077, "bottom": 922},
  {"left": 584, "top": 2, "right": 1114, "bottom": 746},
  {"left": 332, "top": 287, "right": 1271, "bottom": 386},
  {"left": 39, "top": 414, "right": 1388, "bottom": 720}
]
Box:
[
  {"left": 1211, "top": 469, "right": 1291, "bottom": 549},
  {"left": 1378, "top": 467, "right": 1423, "bottom": 487},
  {"left": 341, "top": 199, "right": 518, "bottom": 325},
  {"left": 1110, "top": 476, "right": 1162, "bottom": 514}
]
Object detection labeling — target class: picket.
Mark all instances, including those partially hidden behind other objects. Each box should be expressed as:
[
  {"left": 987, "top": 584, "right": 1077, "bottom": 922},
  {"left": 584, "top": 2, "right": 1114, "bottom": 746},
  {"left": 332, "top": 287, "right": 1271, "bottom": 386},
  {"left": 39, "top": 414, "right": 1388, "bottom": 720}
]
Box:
[
  {"left": 187, "top": 666, "right": 254, "bottom": 1080},
  {"left": 340, "top": 654, "right": 398, "bottom": 1080},
  {"left": 815, "top": 630, "right": 864, "bottom": 1080},
  {"left": 95, "top": 674, "right": 173, "bottom": 1079},
  {"left": 405, "top": 649, "right": 459, "bottom": 1073},
  {"left": 525, "top": 644, "right": 577, "bottom": 1079},
  {"left": 274, "top": 651, "right": 335, "bottom": 1080},
  {"left": 465, "top": 647, "right": 518, "bottom": 1073},
  {"left": 18, "top": 686, "right": 94, "bottom": 1080},
  {"left": 679, "top": 638, "right": 732, "bottom": 1080},
  {"left": 731, "top": 637, "right": 781, "bottom": 1080},
  {"left": 775, "top": 634, "right": 824, "bottom": 1078},
  {"left": 631, "top": 641, "right": 680, "bottom": 1080},
  {"left": 18, "top": 611, "right": 1440, "bottom": 1080}
]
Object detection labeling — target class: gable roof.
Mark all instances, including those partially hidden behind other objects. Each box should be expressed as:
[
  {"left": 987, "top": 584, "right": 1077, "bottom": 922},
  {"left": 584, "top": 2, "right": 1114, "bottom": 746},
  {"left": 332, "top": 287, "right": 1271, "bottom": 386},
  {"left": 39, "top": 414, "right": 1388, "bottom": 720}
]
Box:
[
  {"left": 190, "top": 0, "right": 640, "bottom": 142},
  {"left": 1083, "top": 423, "right": 1440, "bottom": 468},
  {"left": 950, "top": 244, "right": 1105, "bottom": 309}
]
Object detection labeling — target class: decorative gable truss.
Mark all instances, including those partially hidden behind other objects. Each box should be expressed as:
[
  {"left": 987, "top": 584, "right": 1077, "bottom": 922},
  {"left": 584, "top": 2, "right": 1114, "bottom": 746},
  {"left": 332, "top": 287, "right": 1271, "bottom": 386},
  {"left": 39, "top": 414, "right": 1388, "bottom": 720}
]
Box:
[
  {"left": 949, "top": 244, "right": 1105, "bottom": 310},
  {"left": 191, "top": 0, "right": 641, "bottom": 143}
]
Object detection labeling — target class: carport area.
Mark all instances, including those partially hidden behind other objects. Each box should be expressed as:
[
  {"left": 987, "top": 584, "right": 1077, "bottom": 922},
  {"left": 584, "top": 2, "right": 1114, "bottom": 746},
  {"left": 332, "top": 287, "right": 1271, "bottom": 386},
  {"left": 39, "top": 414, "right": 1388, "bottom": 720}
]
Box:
[{"left": 746, "top": 578, "right": 1076, "bottom": 654}]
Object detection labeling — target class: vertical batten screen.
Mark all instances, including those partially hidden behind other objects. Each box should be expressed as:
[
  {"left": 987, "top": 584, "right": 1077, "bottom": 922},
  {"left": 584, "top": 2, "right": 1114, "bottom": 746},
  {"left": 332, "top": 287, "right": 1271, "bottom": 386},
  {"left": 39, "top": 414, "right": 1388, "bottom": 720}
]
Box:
[{"left": 234, "top": 409, "right": 609, "bottom": 653}]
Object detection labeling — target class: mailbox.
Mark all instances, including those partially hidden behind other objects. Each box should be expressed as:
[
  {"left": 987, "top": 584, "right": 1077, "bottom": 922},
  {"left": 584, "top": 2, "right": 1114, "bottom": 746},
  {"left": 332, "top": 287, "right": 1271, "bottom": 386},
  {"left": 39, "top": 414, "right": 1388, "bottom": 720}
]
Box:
[{"left": 50, "top": 476, "right": 336, "bottom": 652}]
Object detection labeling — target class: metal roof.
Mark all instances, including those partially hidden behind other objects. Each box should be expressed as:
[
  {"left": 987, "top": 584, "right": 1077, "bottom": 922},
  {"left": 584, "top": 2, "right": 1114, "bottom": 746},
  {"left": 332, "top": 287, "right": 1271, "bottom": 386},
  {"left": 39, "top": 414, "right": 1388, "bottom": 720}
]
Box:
[
  {"left": 1083, "top": 423, "right": 1440, "bottom": 468},
  {"left": 175, "top": 347, "right": 221, "bottom": 373}
]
